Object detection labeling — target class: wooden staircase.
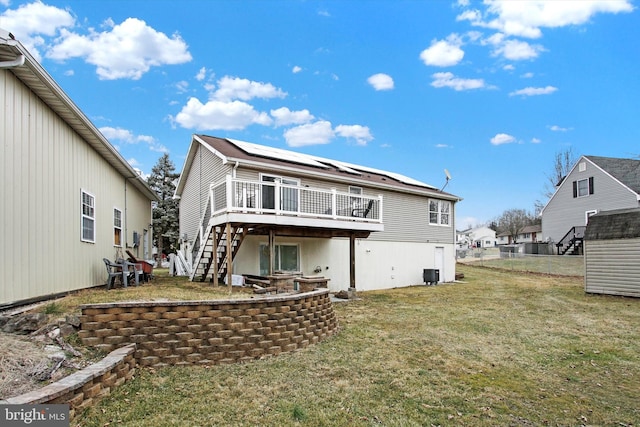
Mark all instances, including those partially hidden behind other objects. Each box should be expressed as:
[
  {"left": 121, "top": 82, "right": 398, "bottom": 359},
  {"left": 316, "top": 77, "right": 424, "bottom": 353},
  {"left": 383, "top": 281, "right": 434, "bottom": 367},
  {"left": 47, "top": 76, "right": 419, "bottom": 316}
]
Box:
[
  {"left": 556, "top": 226, "right": 586, "bottom": 255},
  {"left": 190, "top": 222, "right": 248, "bottom": 283}
]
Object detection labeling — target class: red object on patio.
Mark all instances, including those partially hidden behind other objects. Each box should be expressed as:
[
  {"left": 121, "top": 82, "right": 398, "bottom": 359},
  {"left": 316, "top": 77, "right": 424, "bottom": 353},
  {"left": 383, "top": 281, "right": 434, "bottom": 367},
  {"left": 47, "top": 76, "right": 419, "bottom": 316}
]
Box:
[{"left": 126, "top": 250, "right": 154, "bottom": 281}]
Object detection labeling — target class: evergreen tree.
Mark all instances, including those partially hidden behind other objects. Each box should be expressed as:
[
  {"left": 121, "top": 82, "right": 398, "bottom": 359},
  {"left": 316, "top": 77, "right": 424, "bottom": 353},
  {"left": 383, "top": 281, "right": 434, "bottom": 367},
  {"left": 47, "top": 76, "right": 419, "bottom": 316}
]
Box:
[{"left": 147, "top": 153, "right": 180, "bottom": 266}]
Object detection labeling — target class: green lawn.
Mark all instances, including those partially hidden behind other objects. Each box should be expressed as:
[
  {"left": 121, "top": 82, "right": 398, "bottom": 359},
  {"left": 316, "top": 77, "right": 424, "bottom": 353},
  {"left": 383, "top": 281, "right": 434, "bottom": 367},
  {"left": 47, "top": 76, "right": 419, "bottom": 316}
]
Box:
[{"left": 72, "top": 265, "right": 640, "bottom": 426}]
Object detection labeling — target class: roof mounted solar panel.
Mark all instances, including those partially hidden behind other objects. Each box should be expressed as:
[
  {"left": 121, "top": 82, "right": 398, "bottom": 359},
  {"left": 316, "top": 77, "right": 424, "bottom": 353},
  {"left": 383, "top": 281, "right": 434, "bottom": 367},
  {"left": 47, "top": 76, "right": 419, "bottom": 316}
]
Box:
[
  {"left": 227, "top": 138, "right": 329, "bottom": 169},
  {"left": 226, "top": 138, "right": 436, "bottom": 189}
]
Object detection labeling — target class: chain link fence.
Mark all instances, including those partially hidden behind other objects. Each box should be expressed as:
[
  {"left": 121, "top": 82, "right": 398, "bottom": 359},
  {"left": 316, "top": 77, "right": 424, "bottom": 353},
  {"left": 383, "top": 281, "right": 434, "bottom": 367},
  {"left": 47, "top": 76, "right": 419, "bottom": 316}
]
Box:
[{"left": 457, "top": 247, "right": 584, "bottom": 276}]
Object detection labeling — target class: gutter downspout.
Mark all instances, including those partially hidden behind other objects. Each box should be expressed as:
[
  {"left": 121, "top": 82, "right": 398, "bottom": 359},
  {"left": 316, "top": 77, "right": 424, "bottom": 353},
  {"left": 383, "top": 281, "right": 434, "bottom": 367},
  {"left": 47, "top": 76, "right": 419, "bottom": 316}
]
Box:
[{"left": 0, "top": 53, "right": 24, "bottom": 68}]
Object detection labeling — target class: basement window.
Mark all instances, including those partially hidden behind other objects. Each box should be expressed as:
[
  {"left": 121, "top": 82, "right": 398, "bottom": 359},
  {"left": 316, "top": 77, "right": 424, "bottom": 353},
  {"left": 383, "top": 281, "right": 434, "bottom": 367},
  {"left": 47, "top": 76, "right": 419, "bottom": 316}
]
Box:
[{"left": 259, "top": 244, "right": 300, "bottom": 276}]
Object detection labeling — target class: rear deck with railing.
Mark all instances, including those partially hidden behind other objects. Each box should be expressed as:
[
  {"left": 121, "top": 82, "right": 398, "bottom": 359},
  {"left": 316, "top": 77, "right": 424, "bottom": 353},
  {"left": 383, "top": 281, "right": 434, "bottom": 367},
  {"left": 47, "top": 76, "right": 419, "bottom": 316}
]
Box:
[{"left": 189, "top": 176, "right": 384, "bottom": 282}]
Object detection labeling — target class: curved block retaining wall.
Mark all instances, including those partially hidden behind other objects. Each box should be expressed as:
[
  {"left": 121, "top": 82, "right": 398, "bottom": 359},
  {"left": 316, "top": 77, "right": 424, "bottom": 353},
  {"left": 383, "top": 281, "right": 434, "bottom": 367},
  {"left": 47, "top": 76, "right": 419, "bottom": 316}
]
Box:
[
  {"left": 78, "top": 289, "right": 338, "bottom": 368},
  {"left": 1, "top": 344, "right": 136, "bottom": 419}
]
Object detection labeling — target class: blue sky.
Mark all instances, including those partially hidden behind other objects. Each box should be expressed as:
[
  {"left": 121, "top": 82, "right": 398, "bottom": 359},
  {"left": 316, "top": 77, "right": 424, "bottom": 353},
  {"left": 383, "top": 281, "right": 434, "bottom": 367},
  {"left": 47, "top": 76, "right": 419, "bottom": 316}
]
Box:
[{"left": 2, "top": 0, "right": 638, "bottom": 228}]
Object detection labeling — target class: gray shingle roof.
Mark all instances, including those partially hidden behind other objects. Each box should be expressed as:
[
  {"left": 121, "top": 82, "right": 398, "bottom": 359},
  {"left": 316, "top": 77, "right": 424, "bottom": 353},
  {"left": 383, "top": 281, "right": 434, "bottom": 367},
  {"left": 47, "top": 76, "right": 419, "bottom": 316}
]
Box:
[
  {"left": 586, "top": 155, "right": 640, "bottom": 194},
  {"left": 584, "top": 208, "right": 640, "bottom": 240}
]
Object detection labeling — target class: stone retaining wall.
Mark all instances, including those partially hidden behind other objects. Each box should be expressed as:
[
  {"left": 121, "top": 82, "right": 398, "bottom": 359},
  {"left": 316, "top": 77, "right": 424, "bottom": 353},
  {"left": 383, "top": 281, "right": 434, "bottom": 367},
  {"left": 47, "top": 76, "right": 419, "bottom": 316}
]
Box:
[
  {"left": 78, "top": 289, "right": 338, "bottom": 368},
  {"left": 1, "top": 344, "right": 136, "bottom": 419}
]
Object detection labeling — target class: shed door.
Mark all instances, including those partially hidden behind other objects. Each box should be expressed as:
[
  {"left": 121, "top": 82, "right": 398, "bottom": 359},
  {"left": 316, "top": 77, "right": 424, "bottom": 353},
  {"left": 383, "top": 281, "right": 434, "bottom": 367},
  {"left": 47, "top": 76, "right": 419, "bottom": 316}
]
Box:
[{"left": 435, "top": 247, "right": 444, "bottom": 283}]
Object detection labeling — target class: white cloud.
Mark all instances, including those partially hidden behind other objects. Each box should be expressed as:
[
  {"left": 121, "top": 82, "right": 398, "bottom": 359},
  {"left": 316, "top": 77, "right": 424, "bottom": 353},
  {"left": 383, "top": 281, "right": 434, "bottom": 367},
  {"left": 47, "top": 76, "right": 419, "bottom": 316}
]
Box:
[
  {"left": 367, "top": 73, "right": 394, "bottom": 91},
  {"left": 335, "top": 125, "right": 373, "bottom": 146},
  {"left": 46, "top": 18, "right": 192, "bottom": 80},
  {"left": 283, "top": 121, "right": 335, "bottom": 147},
  {"left": 175, "top": 80, "right": 189, "bottom": 93},
  {"left": 174, "top": 97, "right": 272, "bottom": 131},
  {"left": 431, "top": 72, "right": 485, "bottom": 91},
  {"left": 212, "top": 76, "right": 287, "bottom": 102},
  {"left": 270, "top": 107, "right": 314, "bottom": 127},
  {"left": 509, "top": 85, "right": 557, "bottom": 97},
  {"left": 435, "top": 144, "right": 450, "bottom": 148},
  {"left": 195, "top": 67, "right": 207, "bottom": 81},
  {"left": 490, "top": 133, "right": 516, "bottom": 145},
  {"left": 521, "top": 72, "right": 534, "bottom": 78},
  {"left": 459, "top": 0, "right": 633, "bottom": 39},
  {"left": 492, "top": 38, "right": 544, "bottom": 60},
  {"left": 292, "top": 65, "right": 302, "bottom": 73},
  {"left": 503, "top": 64, "right": 515, "bottom": 71},
  {"left": 100, "top": 126, "right": 168, "bottom": 153},
  {"left": 549, "top": 125, "right": 572, "bottom": 132},
  {"left": 0, "top": 1, "right": 75, "bottom": 61},
  {"left": 531, "top": 137, "right": 541, "bottom": 144},
  {"left": 420, "top": 34, "right": 465, "bottom": 67}
]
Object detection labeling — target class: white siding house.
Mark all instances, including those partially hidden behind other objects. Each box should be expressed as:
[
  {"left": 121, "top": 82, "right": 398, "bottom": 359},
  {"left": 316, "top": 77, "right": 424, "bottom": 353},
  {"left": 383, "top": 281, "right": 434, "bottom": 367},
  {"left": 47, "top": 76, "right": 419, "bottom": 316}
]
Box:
[
  {"left": 457, "top": 226, "right": 497, "bottom": 248},
  {"left": 541, "top": 156, "right": 640, "bottom": 255},
  {"left": 175, "top": 135, "right": 462, "bottom": 292},
  {"left": 0, "top": 30, "right": 158, "bottom": 307}
]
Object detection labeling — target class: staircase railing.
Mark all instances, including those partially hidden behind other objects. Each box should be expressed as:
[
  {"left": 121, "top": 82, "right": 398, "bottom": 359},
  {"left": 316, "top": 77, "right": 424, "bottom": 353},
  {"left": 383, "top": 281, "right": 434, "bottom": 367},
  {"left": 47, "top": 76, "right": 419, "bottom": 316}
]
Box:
[
  {"left": 556, "top": 226, "right": 586, "bottom": 255},
  {"left": 189, "top": 191, "right": 214, "bottom": 281}
]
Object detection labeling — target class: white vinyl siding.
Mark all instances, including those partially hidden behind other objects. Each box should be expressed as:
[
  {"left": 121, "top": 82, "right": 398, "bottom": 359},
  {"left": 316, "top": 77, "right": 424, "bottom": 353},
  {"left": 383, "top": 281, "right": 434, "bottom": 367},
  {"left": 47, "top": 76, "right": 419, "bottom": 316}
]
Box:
[
  {"left": 179, "top": 145, "right": 231, "bottom": 244},
  {"left": 1, "top": 68, "right": 154, "bottom": 306},
  {"left": 585, "top": 238, "right": 640, "bottom": 297},
  {"left": 542, "top": 158, "right": 639, "bottom": 243}
]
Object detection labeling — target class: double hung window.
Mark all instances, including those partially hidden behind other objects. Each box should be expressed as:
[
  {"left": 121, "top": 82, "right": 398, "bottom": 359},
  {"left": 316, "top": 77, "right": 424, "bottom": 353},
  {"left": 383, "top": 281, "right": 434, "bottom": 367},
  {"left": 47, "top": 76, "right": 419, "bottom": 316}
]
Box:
[
  {"left": 114, "top": 208, "right": 122, "bottom": 246},
  {"left": 573, "top": 177, "right": 594, "bottom": 198},
  {"left": 429, "top": 199, "right": 451, "bottom": 226},
  {"left": 81, "top": 190, "right": 95, "bottom": 243}
]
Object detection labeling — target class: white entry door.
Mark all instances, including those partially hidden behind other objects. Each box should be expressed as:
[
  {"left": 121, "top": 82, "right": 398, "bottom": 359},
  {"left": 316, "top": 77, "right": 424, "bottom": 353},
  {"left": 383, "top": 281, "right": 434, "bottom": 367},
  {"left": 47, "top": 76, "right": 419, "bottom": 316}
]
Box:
[{"left": 435, "top": 247, "right": 444, "bottom": 283}]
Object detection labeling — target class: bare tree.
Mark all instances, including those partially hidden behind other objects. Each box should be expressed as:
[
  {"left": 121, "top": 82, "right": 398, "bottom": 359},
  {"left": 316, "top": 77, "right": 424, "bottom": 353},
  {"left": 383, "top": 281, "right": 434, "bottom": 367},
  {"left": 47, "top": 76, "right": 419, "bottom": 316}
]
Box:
[
  {"left": 535, "top": 148, "right": 578, "bottom": 215},
  {"left": 495, "top": 208, "right": 536, "bottom": 244}
]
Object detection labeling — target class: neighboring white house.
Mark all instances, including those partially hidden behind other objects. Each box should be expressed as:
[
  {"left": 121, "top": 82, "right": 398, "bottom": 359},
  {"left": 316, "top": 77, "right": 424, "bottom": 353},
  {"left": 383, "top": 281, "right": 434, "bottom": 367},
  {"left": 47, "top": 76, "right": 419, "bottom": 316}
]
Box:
[
  {"left": 541, "top": 155, "right": 640, "bottom": 255},
  {"left": 457, "top": 226, "right": 497, "bottom": 248},
  {"left": 0, "top": 29, "right": 158, "bottom": 307},
  {"left": 175, "top": 135, "right": 462, "bottom": 292}
]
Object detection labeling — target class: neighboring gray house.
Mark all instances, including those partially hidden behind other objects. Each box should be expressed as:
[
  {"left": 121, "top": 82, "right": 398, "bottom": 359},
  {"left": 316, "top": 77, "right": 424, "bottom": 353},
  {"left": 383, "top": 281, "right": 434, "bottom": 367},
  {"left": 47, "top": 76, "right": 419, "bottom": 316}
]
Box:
[
  {"left": 496, "top": 224, "right": 542, "bottom": 245},
  {"left": 1, "top": 29, "right": 158, "bottom": 307},
  {"left": 584, "top": 208, "right": 640, "bottom": 297},
  {"left": 175, "top": 135, "right": 462, "bottom": 292},
  {"left": 541, "top": 156, "right": 640, "bottom": 255}
]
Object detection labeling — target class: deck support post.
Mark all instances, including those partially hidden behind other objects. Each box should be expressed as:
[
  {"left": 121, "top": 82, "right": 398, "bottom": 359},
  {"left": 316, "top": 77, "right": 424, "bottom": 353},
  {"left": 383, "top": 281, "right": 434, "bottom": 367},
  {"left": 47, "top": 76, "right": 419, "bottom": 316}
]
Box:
[
  {"left": 213, "top": 226, "right": 218, "bottom": 286},
  {"left": 269, "top": 228, "right": 275, "bottom": 275},
  {"left": 226, "top": 223, "right": 232, "bottom": 291},
  {"left": 349, "top": 233, "right": 356, "bottom": 293}
]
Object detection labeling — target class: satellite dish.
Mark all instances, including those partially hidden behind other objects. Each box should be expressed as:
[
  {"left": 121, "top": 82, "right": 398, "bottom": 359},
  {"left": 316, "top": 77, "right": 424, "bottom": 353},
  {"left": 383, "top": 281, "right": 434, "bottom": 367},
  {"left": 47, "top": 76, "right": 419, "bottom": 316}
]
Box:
[{"left": 440, "top": 169, "right": 452, "bottom": 191}]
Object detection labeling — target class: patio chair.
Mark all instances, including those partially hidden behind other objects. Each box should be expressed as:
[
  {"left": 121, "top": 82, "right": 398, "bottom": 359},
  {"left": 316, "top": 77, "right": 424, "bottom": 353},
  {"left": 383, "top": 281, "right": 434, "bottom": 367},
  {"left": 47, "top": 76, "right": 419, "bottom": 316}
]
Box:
[
  {"left": 352, "top": 199, "right": 374, "bottom": 218},
  {"left": 117, "top": 258, "right": 144, "bottom": 286},
  {"left": 103, "top": 258, "right": 127, "bottom": 290}
]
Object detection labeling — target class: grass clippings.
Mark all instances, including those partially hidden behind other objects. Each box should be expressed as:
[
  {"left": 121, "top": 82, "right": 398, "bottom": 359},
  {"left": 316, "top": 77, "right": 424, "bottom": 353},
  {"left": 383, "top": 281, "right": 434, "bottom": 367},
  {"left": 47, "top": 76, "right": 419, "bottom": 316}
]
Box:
[{"left": 69, "top": 265, "right": 640, "bottom": 426}]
